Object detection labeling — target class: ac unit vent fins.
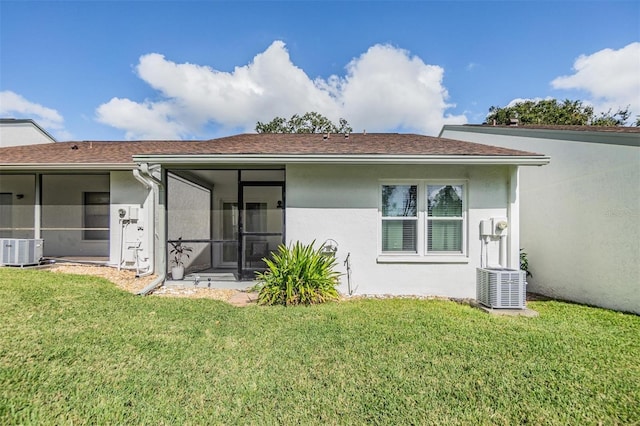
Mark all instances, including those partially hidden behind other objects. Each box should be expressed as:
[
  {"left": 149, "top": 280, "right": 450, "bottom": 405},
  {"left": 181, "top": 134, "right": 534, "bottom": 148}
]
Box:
[{"left": 476, "top": 268, "right": 526, "bottom": 309}]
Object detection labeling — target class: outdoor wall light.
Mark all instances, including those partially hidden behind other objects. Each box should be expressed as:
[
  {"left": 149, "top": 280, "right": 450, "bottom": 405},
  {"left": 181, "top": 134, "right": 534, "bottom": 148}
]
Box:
[{"left": 16, "top": 194, "right": 24, "bottom": 199}]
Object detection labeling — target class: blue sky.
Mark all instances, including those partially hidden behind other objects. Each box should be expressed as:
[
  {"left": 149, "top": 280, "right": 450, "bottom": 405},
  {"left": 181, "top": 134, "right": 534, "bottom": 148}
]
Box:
[{"left": 1, "top": 1, "right": 639, "bottom": 141}]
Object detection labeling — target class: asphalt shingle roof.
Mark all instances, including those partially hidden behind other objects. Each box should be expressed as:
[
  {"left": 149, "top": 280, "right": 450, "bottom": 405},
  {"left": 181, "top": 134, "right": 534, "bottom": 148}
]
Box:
[{"left": 0, "top": 133, "right": 542, "bottom": 166}]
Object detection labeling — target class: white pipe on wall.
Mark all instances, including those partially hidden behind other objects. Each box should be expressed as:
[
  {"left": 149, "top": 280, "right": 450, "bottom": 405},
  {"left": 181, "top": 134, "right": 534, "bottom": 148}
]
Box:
[
  {"left": 133, "top": 164, "right": 166, "bottom": 294},
  {"left": 499, "top": 235, "right": 507, "bottom": 269},
  {"left": 132, "top": 169, "right": 155, "bottom": 278}
]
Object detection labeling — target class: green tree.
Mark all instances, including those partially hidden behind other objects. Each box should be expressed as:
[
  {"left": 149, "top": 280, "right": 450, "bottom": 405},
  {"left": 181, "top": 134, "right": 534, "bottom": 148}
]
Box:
[
  {"left": 486, "top": 99, "right": 632, "bottom": 126},
  {"left": 256, "top": 112, "right": 353, "bottom": 134},
  {"left": 591, "top": 107, "right": 631, "bottom": 126}
]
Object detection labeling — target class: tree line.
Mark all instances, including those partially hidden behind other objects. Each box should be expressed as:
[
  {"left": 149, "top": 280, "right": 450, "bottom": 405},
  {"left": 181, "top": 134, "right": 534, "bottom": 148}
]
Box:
[{"left": 256, "top": 99, "right": 638, "bottom": 133}]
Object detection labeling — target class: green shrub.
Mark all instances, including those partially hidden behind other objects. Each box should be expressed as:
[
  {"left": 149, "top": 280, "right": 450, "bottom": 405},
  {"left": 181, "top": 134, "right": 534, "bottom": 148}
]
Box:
[
  {"left": 254, "top": 241, "right": 341, "bottom": 306},
  {"left": 520, "top": 248, "right": 532, "bottom": 277}
]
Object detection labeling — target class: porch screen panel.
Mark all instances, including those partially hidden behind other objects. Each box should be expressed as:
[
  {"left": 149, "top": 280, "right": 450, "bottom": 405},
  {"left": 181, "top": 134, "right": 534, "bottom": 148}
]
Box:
[
  {"left": 381, "top": 185, "right": 417, "bottom": 252},
  {"left": 84, "top": 192, "right": 110, "bottom": 240},
  {"left": 0, "top": 174, "right": 36, "bottom": 239},
  {"left": 0, "top": 193, "right": 12, "bottom": 238},
  {"left": 41, "top": 174, "right": 110, "bottom": 257},
  {"left": 167, "top": 173, "right": 212, "bottom": 273}
]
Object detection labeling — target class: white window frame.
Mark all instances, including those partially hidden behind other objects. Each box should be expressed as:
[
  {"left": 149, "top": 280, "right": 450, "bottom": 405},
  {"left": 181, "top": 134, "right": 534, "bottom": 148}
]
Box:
[
  {"left": 378, "top": 180, "right": 468, "bottom": 263},
  {"left": 380, "top": 184, "right": 419, "bottom": 254},
  {"left": 426, "top": 182, "right": 467, "bottom": 255}
]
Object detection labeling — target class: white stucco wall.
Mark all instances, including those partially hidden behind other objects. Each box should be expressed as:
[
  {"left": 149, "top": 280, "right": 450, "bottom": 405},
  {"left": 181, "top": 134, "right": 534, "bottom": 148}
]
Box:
[
  {"left": 441, "top": 127, "right": 640, "bottom": 314},
  {"left": 285, "top": 164, "right": 516, "bottom": 298},
  {"left": 109, "top": 171, "right": 152, "bottom": 270},
  {"left": 0, "top": 120, "right": 56, "bottom": 147}
]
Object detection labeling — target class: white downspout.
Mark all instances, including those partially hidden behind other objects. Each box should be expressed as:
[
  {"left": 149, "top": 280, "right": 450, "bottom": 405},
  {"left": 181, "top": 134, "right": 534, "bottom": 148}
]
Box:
[
  {"left": 132, "top": 164, "right": 166, "bottom": 294},
  {"left": 507, "top": 166, "right": 520, "bottom": 270}
]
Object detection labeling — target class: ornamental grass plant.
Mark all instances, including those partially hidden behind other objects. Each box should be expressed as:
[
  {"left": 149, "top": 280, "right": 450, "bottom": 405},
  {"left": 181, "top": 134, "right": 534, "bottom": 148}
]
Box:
[{"left": 254, "top": 241, "right": 340, "bottom": 306}]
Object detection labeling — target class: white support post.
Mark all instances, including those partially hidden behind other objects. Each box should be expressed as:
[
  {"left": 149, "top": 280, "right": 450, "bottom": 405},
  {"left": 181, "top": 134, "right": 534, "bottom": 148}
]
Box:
[
  {"left": 507, "top": 166, "right": 520, "bottom": 270},
  {"left": 34, "top": 173, "right": 41, "bottom": 239}
]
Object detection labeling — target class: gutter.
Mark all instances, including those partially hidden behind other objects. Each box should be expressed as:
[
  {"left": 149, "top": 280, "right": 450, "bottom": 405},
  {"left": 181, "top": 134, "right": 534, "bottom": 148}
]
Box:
[
  {"left": 0, "top": 163, "right": 135, "bottom": 171},
  {"left": 132, "top": 154, "right": 550, "bottom": 166},
  {"left": 132, "top": 163, "right": 166, "bottom": 295}
]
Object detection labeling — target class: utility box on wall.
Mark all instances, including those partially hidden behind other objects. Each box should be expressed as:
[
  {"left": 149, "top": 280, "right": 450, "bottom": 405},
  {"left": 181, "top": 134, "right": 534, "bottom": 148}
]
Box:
[
  {"left": 0, "top": 238, "right": 44, "bottom": 266},
  {"left": 476, "top": 268, "right": 526, "bottom": 309}
]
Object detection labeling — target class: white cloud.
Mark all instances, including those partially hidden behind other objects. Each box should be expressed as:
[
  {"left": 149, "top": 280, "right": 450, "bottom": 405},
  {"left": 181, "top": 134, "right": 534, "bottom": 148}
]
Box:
[
  {"left": 327, "top": 44, "right": 467, "bottom": 135},
  {"left": 96, "top": 41, "right": 466, "bottom": 139},
  {"left": 96, "top": 98, "right": 187, "bottom": 140},
  {"left": 551, "top": 42, "right": 640, "bottom": 118},
  {"left": 505, "top": 97, "right": 554, "bottom": 108},
  {"left": 0, "top": 90, "right": 72, "bottom": 139}
]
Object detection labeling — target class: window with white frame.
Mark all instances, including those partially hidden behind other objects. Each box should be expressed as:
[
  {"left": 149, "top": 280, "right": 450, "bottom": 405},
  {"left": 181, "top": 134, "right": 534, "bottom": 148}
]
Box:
[
  {"left": 381, "top": 185, "right": 417, "bottom": 252},
  {"left": 380, "top": 182, "right": 466, "bottom": 257},
  {"left": 427, "top": 184, "right": 464, "bottom": 253}
]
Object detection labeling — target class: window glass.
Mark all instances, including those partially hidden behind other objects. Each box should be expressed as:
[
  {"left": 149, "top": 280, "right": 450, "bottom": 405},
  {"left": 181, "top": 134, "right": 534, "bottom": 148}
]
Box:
[
  {"left": 427, "top": 185, "right": 463, "bottom": 253},
  {"left": 381, "top": 185, "right": 417, "bottom": 253},
  {"left": 428, "top": 220, "right": 463, "bottom": 252},
  {"left": 382, "top": 220, "right": 417, "bottom": 252},
  {"left": 382, "top": 185, "right": 417, "bottom": 217},
  {"left": 427, "top": 185, "right": 462, "bottom": 217}
]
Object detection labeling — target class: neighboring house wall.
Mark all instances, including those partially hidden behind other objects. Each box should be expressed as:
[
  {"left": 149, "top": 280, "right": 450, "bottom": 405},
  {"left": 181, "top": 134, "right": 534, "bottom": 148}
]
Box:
[
  {"left": 0, "top": 119, "right": 56, "bottom": 147},
  {"left": 441, "top": 127, "right": 640, "bottom": 314},
  {"left": 286, "top": 164, "right": 517, "bottom": 298}
]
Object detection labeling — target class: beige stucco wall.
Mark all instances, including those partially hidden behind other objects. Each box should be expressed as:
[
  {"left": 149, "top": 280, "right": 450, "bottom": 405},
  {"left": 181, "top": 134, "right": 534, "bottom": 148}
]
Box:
[
  {"left": 441, "top": 127, "right": 640, "bottom": 314},
  {"left": 285, "top": 163, "right": 517, "bottom": 298}
]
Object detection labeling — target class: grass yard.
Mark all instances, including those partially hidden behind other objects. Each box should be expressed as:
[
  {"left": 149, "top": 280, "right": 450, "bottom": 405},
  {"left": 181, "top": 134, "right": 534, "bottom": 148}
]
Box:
[{"left": 1, "top": 269, "right": 638, "bottom": 425}]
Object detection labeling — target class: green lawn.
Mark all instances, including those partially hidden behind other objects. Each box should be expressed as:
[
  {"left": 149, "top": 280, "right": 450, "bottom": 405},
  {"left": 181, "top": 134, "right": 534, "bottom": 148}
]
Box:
[{"left": 1, "top": 269, "right": 638, "bottom": 425}]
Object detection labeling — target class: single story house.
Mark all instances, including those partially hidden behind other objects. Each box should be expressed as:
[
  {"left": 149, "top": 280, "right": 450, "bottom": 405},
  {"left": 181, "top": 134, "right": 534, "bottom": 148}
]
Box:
[
  {"left": 440, "top": 125, "right": 640, "bottom": 314},
  {"left": 0, "top": 132, "right": 549, "bottom": 298}
]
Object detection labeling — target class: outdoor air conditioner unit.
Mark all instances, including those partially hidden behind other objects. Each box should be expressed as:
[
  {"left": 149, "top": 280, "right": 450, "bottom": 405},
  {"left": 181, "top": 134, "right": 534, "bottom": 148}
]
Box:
[
  {"left": 0, "top": 239, "right": 44, "bottom": 267},
  {"left": 476, "top": 268, "right": 526, "bottom": 309}
]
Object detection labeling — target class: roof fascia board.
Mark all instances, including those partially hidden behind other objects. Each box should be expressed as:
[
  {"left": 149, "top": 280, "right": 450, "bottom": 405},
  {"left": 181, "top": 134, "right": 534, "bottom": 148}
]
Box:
[
  {"left": 0, "top": 163, "right": 135, "bottom": 171},
  {"left": 440, "top": 125, "right": 640, "bottom": 148},
  {"left": 132, "top": 154, "right": 550, "bottom": 166}
]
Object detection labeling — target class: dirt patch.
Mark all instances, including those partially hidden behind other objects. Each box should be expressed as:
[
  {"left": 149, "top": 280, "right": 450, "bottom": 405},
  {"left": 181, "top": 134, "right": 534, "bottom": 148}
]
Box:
[
  {"left": 152, "top": 286, "right": 238, "bottom": 301},
  {"left": 48, "top": 264, "right": 240, "bottom": 301},
  {"left": 50, "top": 264, "right": 155, "bottom": 293}
]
